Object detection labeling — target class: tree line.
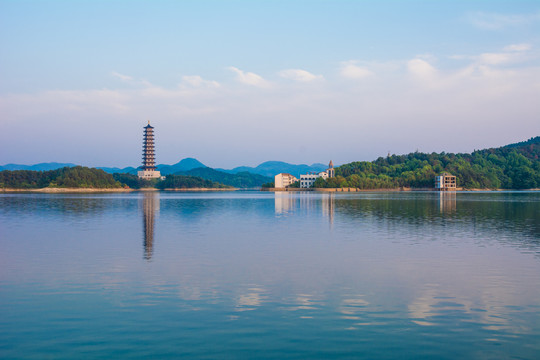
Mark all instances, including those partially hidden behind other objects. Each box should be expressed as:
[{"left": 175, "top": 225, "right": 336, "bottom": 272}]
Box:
[
  {"left": 0, "top": 167, "right": 230, "bottom": 190},
  {"left": 0, "top": 166, "right": 123, "bottom": 189},
  {"left": 316, "top": 137, "right": 540, "bottom": 189},
  {"left": 156, "top": 174, "right": 229, "bottom": 189}
]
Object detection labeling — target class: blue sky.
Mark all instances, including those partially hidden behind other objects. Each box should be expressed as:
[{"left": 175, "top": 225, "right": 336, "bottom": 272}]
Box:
[{"left": 1, "top": 0, "right": 539, "bottom": 168}]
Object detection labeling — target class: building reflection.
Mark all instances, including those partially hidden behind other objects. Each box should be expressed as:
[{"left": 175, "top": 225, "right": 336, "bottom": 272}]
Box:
[
  {"left": 438, "top": 191, "right": 457, "bottom": 213},
  {"left": 274, "top": 192, "right": 335, "bottom": 226},
  {"left": 142, "top": 192, "right": 160, "bottom": 260},
  {"left": 274, "top": 192, "right": 296, "bottom": 214},
  {"left": 321, "top": 193, "right": 335, "bottom": 227}
]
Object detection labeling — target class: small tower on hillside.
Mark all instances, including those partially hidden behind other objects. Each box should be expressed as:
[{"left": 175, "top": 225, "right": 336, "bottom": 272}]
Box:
[
  {"left": 327, "top": 160, "right": 335, "bottom": 178},
  {"left": 138, "top": 121, "right": 162, "bottom": 179}
]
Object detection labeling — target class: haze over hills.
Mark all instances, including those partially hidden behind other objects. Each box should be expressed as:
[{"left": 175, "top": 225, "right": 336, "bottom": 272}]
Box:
[
  {"left": 2, "top": 137, "right": 538, "bottom": 189},
  {"left": 175, "top": 168, "right": 271, "bottom": 188},
  {"left": 0, "top": 158, "right": 309, "bottom": 188},
  {"left": 0, "top": 158, "right": 327, "bottom": 178},
  {"left": 0, "top": 162, "right": 77, "bottom": 171},
  {"left": 217, "top": 161, "right": 327, "bottom": 178},
  {"left": 157, "top": 158, "right": 207, "bottom": 175},
  {"left": 95, "top": 158, "right": 208, "bottom": 175}
]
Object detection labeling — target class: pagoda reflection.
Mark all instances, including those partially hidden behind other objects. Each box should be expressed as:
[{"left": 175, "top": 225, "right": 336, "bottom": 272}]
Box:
[{"left": 142, "top": 192, "right": 160, "bottom": 260}]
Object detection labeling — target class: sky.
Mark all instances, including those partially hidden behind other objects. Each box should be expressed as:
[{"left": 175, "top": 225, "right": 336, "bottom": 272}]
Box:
[{"left": 1, "top": 0, "right": 539, "bottom": 168}]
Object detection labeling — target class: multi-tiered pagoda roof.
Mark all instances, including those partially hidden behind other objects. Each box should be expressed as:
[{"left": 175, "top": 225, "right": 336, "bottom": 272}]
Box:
[{"left": 141, "top": 122, "right": 156, "bottom": 171}]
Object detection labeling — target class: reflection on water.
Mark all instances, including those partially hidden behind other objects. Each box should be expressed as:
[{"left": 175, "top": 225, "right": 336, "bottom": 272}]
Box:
[
  {"left": 274, "top": 192, "right": 292, "bottom": 214},
  {"left": 275, "top": 192, "right": 335, "bottom": 227},
  {"left": 142, "top": 192, "right": 159, "bottom": 260},
  {"left": 322, "top": 193, "right": 334, "bottom": 227},
  {"left": 1, "top": 191, "right": 539, "bottom": 359},
  {"left": 438, "top": 191, "right": 456, "bottom": 213}
]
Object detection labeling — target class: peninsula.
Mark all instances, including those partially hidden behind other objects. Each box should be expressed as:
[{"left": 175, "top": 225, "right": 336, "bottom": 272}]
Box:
[{"left": 265, "top": 136, "right": 540, "bottom": 191}]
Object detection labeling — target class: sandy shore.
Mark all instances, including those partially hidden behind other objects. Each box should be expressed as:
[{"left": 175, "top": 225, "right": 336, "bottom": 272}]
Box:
[
  {"left": 2, "top": 187, "right": 134, "bottom": 193},
  {"left": 262, "top": 187, "right": 422, "bottom": 192},
  {"left": 2, "top": 187, "right": 237, "bottom": 193},
  {"left": 263, "top": 187, "right": 539, "bottom": 192},
  {"left": 162, "top": 188, "right": 237, "bottom": 191}
]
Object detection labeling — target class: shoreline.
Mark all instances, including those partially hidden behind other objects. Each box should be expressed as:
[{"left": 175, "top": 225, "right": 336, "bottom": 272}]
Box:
[
  {"left": 263, "top": 187, "right": 430, "bottom": 192},
  {"left": 1, "top": 187, "right": 237, "bottom": 193},
  {"left": 1, "top": 187, "right": 134, "bottom": 193},
  {"left": 2, "top": 187, "right": 538, "bottom": 194},
  {"left": 162, "top": 187, "right": 237, "bottom": 191},
  {"left": 263, "top": 187, "right": 539, "bottom": 192}
]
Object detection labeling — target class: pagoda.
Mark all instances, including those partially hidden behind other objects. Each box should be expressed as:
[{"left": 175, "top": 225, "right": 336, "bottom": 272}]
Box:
[{"left": 137, "top": 121, "right": 162, "bottom": 179}]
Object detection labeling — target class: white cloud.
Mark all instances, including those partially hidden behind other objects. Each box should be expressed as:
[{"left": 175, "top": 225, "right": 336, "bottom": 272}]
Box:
[
  {"left": 478, "top": 52, "right": 512, "bottom": 65},
  {"left": 340, "top": 62, "right": 374, "bottom": 79},
  {"left": 2, "top": 46, "right": 539, "bottom": 167},
  {"left": 407, "top": 58, "right": 437, "bottom": 80},
  {"left": 111, "top": 71, "right": 134, "bottom": 82},
  {"left": 181, "top": 75, "right": 220, "bottom": 88},
  {"left": 227, "top": 66, "right": 269, "bottom": 87},
  {"left": 278, "top": 69, "right": 323, "bottom": 82},
  {"left": 503, "top": 43, "right": 532, "bottom": 52},
  {"left": 466, "top": 11, "right": 540, "bottom": 30},
  {"left": 451, "top": 44, "right": 533, "bottom": 68}
]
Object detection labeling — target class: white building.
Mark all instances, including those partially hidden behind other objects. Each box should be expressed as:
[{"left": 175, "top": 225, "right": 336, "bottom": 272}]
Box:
[
  {"left": 300, "top": 171, "right": 329, "bottom": 188},
  {"left": 138, "top": 170, "right": 162, "bottom": 179},
  {"left": 275, "top": 173, "right": 298, "bottom": 188},
  {"left": 299, "top": 160, "right": 335, "bottom": 188}
]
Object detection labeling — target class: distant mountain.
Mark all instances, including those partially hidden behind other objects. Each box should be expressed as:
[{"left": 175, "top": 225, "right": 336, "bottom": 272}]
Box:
[
  {"left": 99, "top": 158, "right": 206, "bottom": 175},
  {"left": 218, "top": 161, "right": 329, "bottom": 178},
  {"left": 1, "top": 158, "right": 329, "bottom": 180},
  {"left": 158, "top": 158, "right": 207, "bottom": 175},
  {"left": 99, "top": 166, "right": 138, "bottom": 174},
  {"left": 174, "top": 167, "right": 272, "bottom": 188},
  {"left": 0, "top": 162, "right": 77, "bottom": 171}
]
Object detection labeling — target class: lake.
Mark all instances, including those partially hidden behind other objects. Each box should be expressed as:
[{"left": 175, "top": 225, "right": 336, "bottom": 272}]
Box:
[{"left": 1, "top": 191, "right": 539, "bottom": 359}]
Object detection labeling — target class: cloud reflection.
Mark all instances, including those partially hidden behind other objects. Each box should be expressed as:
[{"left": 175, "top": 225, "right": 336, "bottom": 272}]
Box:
[
  {"left": 339, "top": 296, "right": 370, "bottom": 320},
  {"left": 407, "top": 282, "right": 528, "bottom": 335},
  {"left": 235, "top": 287, "right": 267, "bottom": 312}
]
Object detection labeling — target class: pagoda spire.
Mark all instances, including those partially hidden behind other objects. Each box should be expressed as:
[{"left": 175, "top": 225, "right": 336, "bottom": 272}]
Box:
[{"left": 138, "top": 121, "right": 161, "bottom": 179}]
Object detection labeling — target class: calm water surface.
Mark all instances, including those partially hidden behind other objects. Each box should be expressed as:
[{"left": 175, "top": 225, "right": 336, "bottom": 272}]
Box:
[{"left": 1, "top": 191, "right": 539, "bottom": 359}]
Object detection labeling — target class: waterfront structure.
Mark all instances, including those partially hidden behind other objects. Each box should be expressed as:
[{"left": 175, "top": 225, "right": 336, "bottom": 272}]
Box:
[
  {"left": 275, "top": 173, "right": 298, "bottom": 188},
  {"left": 299, "top": 160, "right": 335, "bottom": 188},
  {"left": 300, "top": 171, "right": 329, "bottom": 188},
  {"left": 138, "top": 121, "right": 162, "bottom": 179},
  {"left": 327, "top": 160, "right": 335, "bottom": 178},
  {"left": 435, "top": 172, "right": 457, "bottom": 190}
]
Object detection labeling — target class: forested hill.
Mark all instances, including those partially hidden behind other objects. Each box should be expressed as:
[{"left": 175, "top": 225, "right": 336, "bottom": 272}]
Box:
[
  {"left": 0, "top": 167, "right": 122, "bottom": 189},
  {"left": 174, "top": 167, "right": 272, "bottom": 188},
  {"left": 0, "top": 167, "right": 231, "bottom": 190},
  {"left": 331, "top": 137, "right": 540, "bottom": 190}
]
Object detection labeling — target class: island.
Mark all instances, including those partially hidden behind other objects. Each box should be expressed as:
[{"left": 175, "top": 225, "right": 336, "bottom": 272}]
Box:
[{"left": 0, "top": 167, "right": 233, "bottom": 192}]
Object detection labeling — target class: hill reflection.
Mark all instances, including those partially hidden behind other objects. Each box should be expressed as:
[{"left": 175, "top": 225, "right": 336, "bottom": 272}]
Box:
[{"left": 272, "top": 191, "right": 539, "bottom": 254}]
